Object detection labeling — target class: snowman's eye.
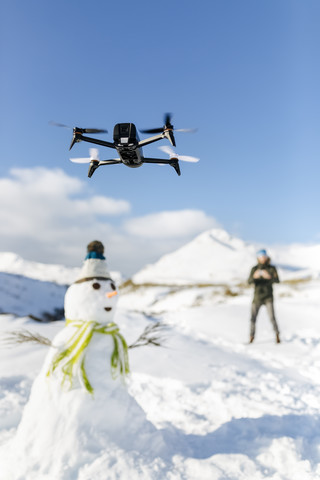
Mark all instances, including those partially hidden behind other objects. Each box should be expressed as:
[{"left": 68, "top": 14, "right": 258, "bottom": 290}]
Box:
[
  {"left": 110, "top": 282, "right": 116, "bottom": 291},
  {"left": 92, "top": 282, "right": 101, "bottom": 290}
]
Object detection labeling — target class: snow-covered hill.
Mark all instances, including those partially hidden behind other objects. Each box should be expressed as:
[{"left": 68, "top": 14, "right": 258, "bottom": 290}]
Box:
[{"left": 133, "top": 228, "right": 320, "bottom": 285}]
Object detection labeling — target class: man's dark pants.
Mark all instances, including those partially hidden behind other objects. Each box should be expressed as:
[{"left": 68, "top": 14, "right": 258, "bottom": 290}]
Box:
[{"left": 250, "top": 299, "right": 280, "bottom": 338}]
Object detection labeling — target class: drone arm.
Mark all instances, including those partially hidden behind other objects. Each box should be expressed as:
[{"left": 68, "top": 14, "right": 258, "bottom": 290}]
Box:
[
  {"left": 138, "top": 130, "right": 176, "bottom": 148},
  {"left": 142, "top": 157, "right": 171, "bottom": 164},
  {"left": 88, "top": 159, "right": 121, "bottom": 178},
  {"left": 138, "top": 134, "right": 166, "bottom": 148},
  {"left": 98, "top": 159, "right": 121, "bottom": 165},
  {"left": 81, "top": 135, "right": 116, "bottom": 149},
  {"left": 71, "top": 134, "right": 115, "bottom": 150},
  {"left": 142, "top": 157, "right": 181, "bottom": 176}
]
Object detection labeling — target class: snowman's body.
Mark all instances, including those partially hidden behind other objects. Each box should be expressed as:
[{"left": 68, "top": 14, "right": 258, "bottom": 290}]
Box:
[{"left": 3, "top": 273, "right": 165, "bottom": 479}]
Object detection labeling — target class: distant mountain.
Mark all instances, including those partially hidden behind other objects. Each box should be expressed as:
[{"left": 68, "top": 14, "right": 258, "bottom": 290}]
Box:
[{"left": 132, "top": 228, "right": 320, "bottom": 285}]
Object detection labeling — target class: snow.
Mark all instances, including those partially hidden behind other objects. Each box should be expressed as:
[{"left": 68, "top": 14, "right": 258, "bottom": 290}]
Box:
[{"left": 1, "top": 231, "right": 320, "bottom": 479}]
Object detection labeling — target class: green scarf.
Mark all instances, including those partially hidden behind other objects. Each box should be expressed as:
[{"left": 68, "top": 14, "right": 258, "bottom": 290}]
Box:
[{"left": 46, "top": 320, "right": 130, "bottom": 394}]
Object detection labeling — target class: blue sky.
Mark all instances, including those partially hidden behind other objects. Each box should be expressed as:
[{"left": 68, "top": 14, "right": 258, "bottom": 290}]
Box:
[{"left": 1, "top": 0, "right": 320, "bottom": 274}]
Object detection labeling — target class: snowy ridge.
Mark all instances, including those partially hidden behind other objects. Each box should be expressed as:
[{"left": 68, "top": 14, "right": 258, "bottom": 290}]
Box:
[
  {"left": 0, "top": 254, "right": 122, "bottom": 319},
  {"left": 271, "top": 243, "right": 320, "bottom": 272},
  {"left": 0, "top": 272, "right": 66, "bottom": 319},
  {"left": 0, "top": 252, "right": 79, "bottom": 285},
  {"left": 0, "top": 254, "right": 77, "bottom": 319},
  {"left": 133, "top": 228, "right": 320, "bottom": 285},
  {"left": 0, "top": 252, "right": 122, "bottom": 286}
]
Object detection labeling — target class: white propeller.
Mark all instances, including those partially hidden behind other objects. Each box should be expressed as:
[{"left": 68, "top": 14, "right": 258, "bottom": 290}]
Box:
[
  {"left": 175, "top": 128, "right": 198, "bottom": 133},
  {"left": 70, "top": 148, "right": 100, "bottom": 164},
  {"left": 159, "top": 145, "right": 199, "bottom": 163}
]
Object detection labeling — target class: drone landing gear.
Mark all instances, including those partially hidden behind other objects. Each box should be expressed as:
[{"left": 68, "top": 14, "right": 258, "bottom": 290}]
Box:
[
  {"left": 88, "top": 161, "right": 100, "bottom": 178},
  {"left": 171, "top": 161, "right": 181, "bottom": 176}
]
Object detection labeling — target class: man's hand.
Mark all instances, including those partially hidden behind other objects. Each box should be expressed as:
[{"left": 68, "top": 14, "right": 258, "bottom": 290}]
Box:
[
  {"left": 260, "top": 270, "right": 271, "bottom": 279},
  {"left": 253, "top": 270, "right": 262, "bottom": 279},
  {"left": 253, "top": 269, "right": 271, "bottom": 280}
]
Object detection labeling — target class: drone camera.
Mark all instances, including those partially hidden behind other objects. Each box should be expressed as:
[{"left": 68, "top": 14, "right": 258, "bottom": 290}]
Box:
[
  {"left": 120, "top": 125, "right": 129, "bottom": 135},
  {"left": 113, "top": 123, "right": 138, "bottom": 145}
]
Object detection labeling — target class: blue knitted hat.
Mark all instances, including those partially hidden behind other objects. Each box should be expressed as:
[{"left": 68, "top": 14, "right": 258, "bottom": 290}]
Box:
[
  {"left": 256, "top": 249, "right": 268, "bottom": 257},
  {"left": 85, "top": 240, "right": 105, "bottom": 260}
]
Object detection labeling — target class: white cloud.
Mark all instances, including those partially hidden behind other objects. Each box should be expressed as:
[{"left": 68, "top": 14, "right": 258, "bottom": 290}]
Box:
[
  {"left": 0, "top": 168, "right": 130, "bottom": 231},
  {"left": 0, "top": 168, "right": 220, "bottom": 276},
  {"left": 0, "top": 167, "right": 130, "bottom": 265},
  {"left": 71, "top": 196, "right": 130, "bottom": 216},
  {"left": 124, "top": 210, "right": 219, "bottom": 238}
]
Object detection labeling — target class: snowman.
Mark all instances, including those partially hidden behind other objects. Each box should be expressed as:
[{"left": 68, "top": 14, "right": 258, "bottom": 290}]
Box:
[
  {"left": 47, "top": 240, "right": 128, "bottom": 394},
  {"left": 1, "top": 241, "right": 165, "bottom": 479}
]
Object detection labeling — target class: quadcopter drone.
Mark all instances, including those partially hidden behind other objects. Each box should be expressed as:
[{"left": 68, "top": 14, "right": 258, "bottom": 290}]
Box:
[{"left": 52, "top": 114, "right": 199, "bottom": 177}]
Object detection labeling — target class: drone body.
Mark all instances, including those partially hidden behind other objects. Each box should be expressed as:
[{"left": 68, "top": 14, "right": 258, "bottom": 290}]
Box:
[{"left": 61, "top": 114, "right": 199, "bottom": 177}]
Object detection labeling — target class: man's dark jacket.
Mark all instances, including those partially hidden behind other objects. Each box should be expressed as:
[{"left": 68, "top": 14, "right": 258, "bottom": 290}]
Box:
[{"left": 248, "top": 261, "right": 279, "bottom": 304}]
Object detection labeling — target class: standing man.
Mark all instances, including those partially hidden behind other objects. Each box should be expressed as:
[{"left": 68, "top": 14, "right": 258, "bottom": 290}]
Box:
[{"left": 248, "top": 249, "right": 280, "bottom": 344}]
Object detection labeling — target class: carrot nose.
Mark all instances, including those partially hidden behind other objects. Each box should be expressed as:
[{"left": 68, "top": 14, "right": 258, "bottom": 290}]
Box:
[{"left": 106, "top": 291, "right": 118, "bottom": 298}]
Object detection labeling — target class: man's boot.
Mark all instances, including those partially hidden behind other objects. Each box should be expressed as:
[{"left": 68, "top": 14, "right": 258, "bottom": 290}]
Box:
[
  {"left": 249, "top": 336, "right": 254, "bottom": 344},
  {"left": 276, "top": 333, "right": 281, "bottom": 344}
]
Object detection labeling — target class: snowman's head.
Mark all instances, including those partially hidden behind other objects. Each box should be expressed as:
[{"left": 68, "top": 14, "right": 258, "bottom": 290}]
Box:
[{"left": 64, "top": 277, "right": 118, "bottom": 324}]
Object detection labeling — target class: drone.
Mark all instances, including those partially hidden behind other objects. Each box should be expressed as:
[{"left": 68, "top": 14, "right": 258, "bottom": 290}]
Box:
[{"left": 52, "top": 114, "right": 199, "bottom": 177}]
